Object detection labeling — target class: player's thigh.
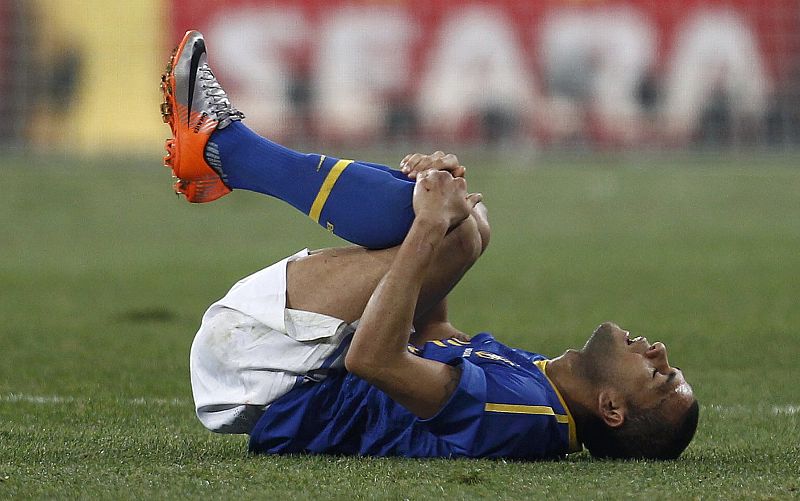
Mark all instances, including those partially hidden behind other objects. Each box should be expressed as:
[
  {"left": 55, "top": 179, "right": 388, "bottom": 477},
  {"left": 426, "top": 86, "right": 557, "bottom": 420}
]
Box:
[{"left": 285, "top": 245, "right": 397, "bottom": 322}]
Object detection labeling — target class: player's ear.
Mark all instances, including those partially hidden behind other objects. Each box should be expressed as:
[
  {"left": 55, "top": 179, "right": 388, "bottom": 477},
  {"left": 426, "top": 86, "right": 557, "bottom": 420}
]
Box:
[{"left": 597, "top": 389, "right": 626, "bottom": 428}]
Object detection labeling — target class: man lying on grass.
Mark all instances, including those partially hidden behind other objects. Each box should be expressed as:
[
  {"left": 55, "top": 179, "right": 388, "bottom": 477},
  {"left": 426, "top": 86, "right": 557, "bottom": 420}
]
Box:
[{"left": 161, "top": 30, "right": 699, "bottom": 460}]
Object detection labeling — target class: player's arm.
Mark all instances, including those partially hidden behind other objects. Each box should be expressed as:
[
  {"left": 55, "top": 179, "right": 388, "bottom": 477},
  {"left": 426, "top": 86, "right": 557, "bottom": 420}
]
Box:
[
  {"left": 410, "top": 193, "right": 490, "bottom": 347},
  {"left": 345, "top": 170, "right": 481, "bottom": 419},
  {"left": 411, "top": 298, "right": 470, "bottom": 347}
]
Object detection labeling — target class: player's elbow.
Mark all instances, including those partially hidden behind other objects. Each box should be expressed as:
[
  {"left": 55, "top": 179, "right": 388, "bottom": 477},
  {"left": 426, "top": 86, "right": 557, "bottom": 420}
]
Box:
[
  {"left": 345, "top": 326, "right": 403, "bottom": 380},
  {"left": 344, "top": 343, "right": 380, "bottom": 378},
  {"left": 344, "top": 350, "right": 391, "bottom": 384},
  {"left": 344, "top": 349, "right": 365, "bottom": 375}
]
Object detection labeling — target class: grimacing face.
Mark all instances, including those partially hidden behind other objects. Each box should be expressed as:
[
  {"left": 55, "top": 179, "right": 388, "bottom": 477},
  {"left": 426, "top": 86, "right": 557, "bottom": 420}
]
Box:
[{"left": 579, "top": 322, "right": 695, "bottom": 421}]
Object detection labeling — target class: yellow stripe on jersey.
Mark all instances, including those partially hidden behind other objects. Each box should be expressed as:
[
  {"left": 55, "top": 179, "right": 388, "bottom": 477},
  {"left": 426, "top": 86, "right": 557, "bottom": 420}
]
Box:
[
  {"left": 431, "top": 340, "right": 447, "bottom": 347},
  {"left": 447, "top": 339, "right": 469, "bottom": 346},
  {"left": 533, "top": 359, "right": 581, "bottom": 453},
  {"left": 484, "top": 403, "right": 569, "bottom": 423},
  {"left": 308, "top": 159, "right": 353, "bottom": 223}
]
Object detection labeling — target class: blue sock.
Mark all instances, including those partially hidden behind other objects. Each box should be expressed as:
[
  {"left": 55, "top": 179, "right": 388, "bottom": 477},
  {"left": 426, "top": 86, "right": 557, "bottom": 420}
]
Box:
[{"left": 205, "top": 122, "right": 414, "bottom": 249}]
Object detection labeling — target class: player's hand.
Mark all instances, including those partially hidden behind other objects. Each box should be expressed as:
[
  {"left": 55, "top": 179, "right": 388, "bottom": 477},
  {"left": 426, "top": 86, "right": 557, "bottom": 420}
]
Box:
[
  {"left": 400, "top": 151, "right": 466, "bottom": 180},
  {"left": 450, "top": 331, "right": 471, "bottom": 343},
  {"left": 412, "top": 169, "right": 482, "bottom": 228}
]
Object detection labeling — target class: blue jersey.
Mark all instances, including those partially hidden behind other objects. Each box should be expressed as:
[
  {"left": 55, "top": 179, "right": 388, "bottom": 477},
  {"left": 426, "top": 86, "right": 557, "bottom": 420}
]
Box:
[{"left": 248, "top": 333, "right": 581, "bottom": 459}]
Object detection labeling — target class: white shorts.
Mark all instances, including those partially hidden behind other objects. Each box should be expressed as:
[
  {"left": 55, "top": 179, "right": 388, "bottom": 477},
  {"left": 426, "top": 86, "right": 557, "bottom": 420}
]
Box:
[{"left": 189, "top": 249, "right": 354, "bottom": 434}]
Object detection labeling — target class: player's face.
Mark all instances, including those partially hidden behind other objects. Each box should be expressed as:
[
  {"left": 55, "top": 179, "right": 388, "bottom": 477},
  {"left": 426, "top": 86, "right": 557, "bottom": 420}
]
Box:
[{"left": 580, "top": 322, "right": 695, "bottom": 419}]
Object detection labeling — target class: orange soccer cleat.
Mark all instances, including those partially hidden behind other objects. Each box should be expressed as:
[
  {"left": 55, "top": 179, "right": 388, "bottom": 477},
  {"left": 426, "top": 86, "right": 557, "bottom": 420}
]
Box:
[{"left": 160, "top": 30, "right": 244, "bottom": 203}]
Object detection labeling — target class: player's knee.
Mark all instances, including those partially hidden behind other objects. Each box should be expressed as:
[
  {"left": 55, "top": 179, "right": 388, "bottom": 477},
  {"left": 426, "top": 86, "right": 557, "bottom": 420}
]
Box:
[{"left": 449, "top": 215, "right": 483, "bottom": 266}]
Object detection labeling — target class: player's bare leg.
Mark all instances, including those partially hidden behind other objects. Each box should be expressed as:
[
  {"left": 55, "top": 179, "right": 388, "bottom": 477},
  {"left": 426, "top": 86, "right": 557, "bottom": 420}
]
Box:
[{"left": 286, "top": 202, "right": 490, "bottom": 324}]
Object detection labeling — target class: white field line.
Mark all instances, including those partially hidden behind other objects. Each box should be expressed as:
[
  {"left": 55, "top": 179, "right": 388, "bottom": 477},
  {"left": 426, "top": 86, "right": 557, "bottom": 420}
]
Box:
[
  {"left": 0, "top": 393, "right": 190, "bottom": 406},
  {"left": 1, "top": 393, "right": 799, "bottom": 415},
  {"left": 706, "top": 403, "right": 800, "bottom": 416}
]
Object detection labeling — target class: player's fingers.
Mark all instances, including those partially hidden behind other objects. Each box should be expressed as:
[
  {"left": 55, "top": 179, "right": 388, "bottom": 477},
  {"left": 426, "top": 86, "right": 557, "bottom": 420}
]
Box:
[
  {"left": 449, "top": 176, "right": 467, "bottom": 199},
  {"left": 466, "top": 192, "right": 483, "bottom": 208},
  {"left": 431, "top": 168, "right": 453, "bottom": 181},
  {"left": 415, "top": 168, "right": 436, "bottom": 182},
  {"left": 422, "top": 169, "right": 453, "bottom": 191},
  {"left": 428, "top": 154, "right": 462, "bottom": 176},
  {"left": 408, "top": 154, "right": 445, "bottom": 179},
  {"left": 442, "top": 153, "right": 459, "bottom": 168},
  {"left": 420, "top": 151, "right": 444, "bottom": 170},
  {"left": 406, "top": 154, "right": 433, "bottom": 179},
  {"left": 417, "top": 155, "right": 436, "bottom": 172},
  {"left": 405, "top": 152, "right": 460, "bottom": 178},
  {"left": 450, "top": 331, "right": 471, "bottom": 343},
  {"left": 401, "top": 153, "right": 424, "bottom": 174},
  {"left": 432, "top": 164, "right": 465, "bottom": 178}
]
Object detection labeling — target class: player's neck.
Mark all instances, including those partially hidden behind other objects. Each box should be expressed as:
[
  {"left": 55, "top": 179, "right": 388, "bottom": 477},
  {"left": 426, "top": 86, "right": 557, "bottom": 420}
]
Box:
[{"left": 547, "top": 351, "right": 596, "bottom": 424}]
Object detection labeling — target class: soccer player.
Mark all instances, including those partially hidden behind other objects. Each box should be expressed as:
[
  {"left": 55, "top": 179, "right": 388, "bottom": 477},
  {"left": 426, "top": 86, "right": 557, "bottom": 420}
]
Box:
[{"left": 161, "top": 31, "right": 699, "bottom": 460}]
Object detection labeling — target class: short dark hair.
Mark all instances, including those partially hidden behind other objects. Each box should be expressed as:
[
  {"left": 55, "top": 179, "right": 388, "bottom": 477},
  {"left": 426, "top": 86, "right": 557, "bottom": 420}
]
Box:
[{"left": 580, "top": 399, "right": 700, "bottom": 460}]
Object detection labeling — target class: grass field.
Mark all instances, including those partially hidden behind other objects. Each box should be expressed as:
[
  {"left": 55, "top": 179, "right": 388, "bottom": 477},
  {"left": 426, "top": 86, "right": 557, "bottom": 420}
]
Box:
[{"left": 1, "top": 152, "right": 799, "bottom": 499}]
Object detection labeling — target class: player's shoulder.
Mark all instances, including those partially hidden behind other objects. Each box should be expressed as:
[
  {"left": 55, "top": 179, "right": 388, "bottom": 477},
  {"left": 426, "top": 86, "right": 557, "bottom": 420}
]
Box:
[
  {"left": 416, "top": 332, "right": 548, "bottom": 372},
  {"left": 469, "top": 332, "right": 549, "bottom": 363}
]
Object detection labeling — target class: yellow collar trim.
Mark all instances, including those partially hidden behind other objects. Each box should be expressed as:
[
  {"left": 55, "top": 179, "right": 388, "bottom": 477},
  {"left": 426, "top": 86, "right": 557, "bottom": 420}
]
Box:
[{"left": 533, "top": 359, "right": 582, "bottom": 453}]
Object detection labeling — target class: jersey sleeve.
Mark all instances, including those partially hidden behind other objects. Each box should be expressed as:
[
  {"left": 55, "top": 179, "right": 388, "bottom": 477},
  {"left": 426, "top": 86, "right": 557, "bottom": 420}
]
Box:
[{"left": 416, "top": 358, "right": 487, "bottom": 453}]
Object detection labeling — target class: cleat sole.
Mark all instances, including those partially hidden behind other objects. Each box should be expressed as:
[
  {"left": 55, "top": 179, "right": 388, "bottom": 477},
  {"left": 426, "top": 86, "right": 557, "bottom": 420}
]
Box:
[
  {"left": 159, "top": 31, "right": 232, "bottom": 203},
  {"left": 160, "top": 102, "right": 172, "bottom": 123}
]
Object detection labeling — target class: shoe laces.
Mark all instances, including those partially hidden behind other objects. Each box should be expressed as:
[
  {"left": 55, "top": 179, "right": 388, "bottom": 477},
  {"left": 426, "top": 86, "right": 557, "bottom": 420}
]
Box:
[{"left": 199, "top": 63, "right": 244, "bottom": 127}]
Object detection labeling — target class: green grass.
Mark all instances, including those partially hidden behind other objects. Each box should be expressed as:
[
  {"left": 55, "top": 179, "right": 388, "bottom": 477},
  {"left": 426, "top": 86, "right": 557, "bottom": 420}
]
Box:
[{"left": 1, "top": 152, "right": 799, "bottom": 499}]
